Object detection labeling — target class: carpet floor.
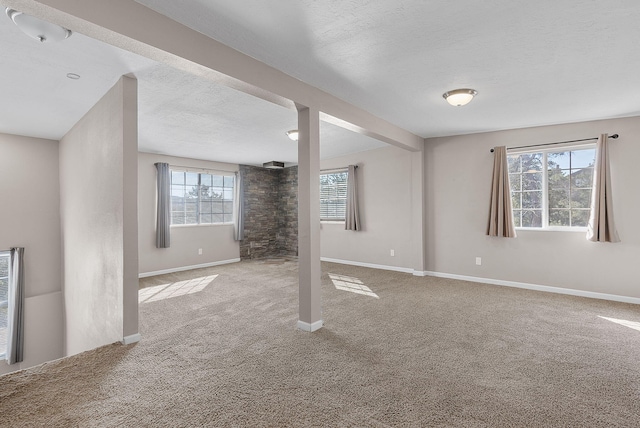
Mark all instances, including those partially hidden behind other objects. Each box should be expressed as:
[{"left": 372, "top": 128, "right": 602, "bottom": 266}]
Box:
[{"left": 1, "top": 259, "right": 639, "bottom": 427}]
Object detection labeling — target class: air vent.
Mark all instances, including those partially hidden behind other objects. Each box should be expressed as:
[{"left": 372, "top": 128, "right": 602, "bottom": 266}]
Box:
[{"left": 263, "top": 161, "right": 285, "bottom": 169}]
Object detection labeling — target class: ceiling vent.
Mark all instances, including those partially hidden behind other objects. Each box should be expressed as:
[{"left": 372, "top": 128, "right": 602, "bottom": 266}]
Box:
[{"left": 263, "top": 161, "right": 285, "bottom": 169}]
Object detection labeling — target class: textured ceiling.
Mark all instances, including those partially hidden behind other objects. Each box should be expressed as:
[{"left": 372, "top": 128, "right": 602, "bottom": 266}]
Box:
[
  {"left": 136, "top": 0, "right": 640, "bottom": 137},
  {"left": 0, "top": 6, "right": 387, "bottom": 166},
  {"left": 3, "top": 1, "right": 640, "bottom": 166}
]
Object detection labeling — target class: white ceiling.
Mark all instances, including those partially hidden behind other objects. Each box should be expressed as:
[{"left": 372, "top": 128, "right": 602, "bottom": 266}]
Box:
[{"left": 2, "top": 1, "right": 640, "bottom": 165}]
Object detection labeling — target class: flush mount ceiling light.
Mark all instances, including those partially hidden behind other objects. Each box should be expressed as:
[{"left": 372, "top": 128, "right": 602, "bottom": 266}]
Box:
[
  {"left": 6, "top": 8, "right": 72, "bottom": 43},
  {"left": 442, "top": 88, "right": 477, "bottom": 107},
  {"left": 286, "top": 130, "right": 299, "bottom": 141}
]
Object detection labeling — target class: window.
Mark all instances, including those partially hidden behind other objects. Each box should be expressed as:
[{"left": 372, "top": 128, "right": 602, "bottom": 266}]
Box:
[
  {"left": 508, "top": 146, "right": 596, "bottom": 229},
  {"left": 170, "top": 171, "right": 235, "bottom": 225},
  {"left": 0, "top": 251, "right": 9, "bottom": 359},
  {"left": 320, "top": 170, "right": 348, "bottom": 221}
]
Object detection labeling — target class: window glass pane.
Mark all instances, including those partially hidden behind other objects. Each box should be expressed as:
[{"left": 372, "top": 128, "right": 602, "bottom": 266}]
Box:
[
  {"left": 186, "top": 213, "right": 198, "bottom": 224},
  {"left": 522, "top": 210, "right": 542, "bottom": 227},
  {"left": 522, "top": 191, "right": 541, "bottom": 208},
  {"left": 171, "top": 185, "right": 186, "bottom": 198},
  {"left": 512, "top": 210, "right": 521, "bottom": 228},
  {"left": 571, "top": 209, "right": 590, "bottom": 227},
  {"left": 509, "top": 174, "right": 521, "bottom": 193},
  {"left": 520, "top": 153, "right": 543, "bottom": 172},
  {"left": 223, "top": 189, "right": 233, "bottom": 201},
  {"left": 571, "top": 149, "right": 596, "bottom": 168},
  {"left": 200, "top": 201, "right": 213, "bottom": 214},
  {"left": 548, "top": 151, "right": 570, "bottom": 169},
  {"left": 186, "top": 172, "right": 199, "bottom": 186},
  {"left": 548, "top": 169, "right": 569, "bottom": 190},
  {"left": 224, "top": 175, "right": 234, "bottom": 187},
  {"left": 223, "top": 201, "right": 233, "bottom": 214},
  {"left": 571, "top": 189, "right": 592, "bottom": 209},
  {"left": 200, "top": 214, "right": 212, "bottom": 224},
  {"left": 223, "top": 213, "right": 234, "bottom": 223},
  {"left": 549, "top": 209, "right": 570, "bottom": 226},
  {"left": 213, "top": 175, "right": 223, "bottom": 187},
  {"left": 211, "top": 187, "right": 224, "bottom": 200},
  {"left": 508, "top": 156, "right": 521, "bottom": 173},
  {"left": 172, "top": 214, "right": 185, "bottom": 225},
  {"left": 511, "top": 193, "right": 521, "bottom": 209},
  {"left": 212, "top": 201, "right": 223, "bottom": 213},
  {"left": 171, "top": 171, "right": 185, "bottom": 185},
  {"left": 549, "top": 189, "right": 569, "bottom": 209},
  {"left": 571, "top": 168, "right": 593, "bottom": 188},
  {"left": 212, "top": 214, "right": 224, "bottom": 223},
  {"left": 200, "top": 174, "right": 213, "bottom": 187},
  {"left": 522, "top": 172, "right": 542, "bottom": 190}
]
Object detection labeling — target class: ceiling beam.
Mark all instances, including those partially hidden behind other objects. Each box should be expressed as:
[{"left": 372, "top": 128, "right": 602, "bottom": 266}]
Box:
[{"left": 5, "top": 0, "right": 424, "bottom": 152}]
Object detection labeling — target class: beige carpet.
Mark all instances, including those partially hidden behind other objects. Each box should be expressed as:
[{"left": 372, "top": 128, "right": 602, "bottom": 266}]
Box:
[{"left": 1, "top": 260, "right": 639, "bottom": 427}]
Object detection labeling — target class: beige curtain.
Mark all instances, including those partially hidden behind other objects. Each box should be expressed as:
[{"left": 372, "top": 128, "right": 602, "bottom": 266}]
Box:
[
  {"left": 587, "top": 134, "right": 620, "bottom": 242},
  {"left": 487, "top": 146, "right": 516, "bottom": 237}
]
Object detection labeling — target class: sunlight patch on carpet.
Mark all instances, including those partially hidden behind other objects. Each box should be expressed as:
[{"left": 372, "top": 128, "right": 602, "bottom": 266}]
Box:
[
  {"left": 598, "top": 316, "right": 640, "bottom": 332},
  {"left": 139, "top": 275, "right": 218, "bottom": 303},
  {"left": 329, "top": 273, "right": 379, "bottom": 299}
]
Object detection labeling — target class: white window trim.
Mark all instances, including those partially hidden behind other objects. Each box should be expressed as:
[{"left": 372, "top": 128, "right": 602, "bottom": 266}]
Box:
[
  {"left": 509, "top": 143, "right": 596, "bottom": 231},
  {"left": 169, "top": 169, "right": 235, "bottom": 227}
]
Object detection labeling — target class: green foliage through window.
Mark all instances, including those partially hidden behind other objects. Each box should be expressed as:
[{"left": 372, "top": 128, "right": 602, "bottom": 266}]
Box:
[
  {"left": 508, "top": 147, "right": 595, "bottom": 228},
  {"left": 170, "top": 171, "right": 235, "bottom": 225}
]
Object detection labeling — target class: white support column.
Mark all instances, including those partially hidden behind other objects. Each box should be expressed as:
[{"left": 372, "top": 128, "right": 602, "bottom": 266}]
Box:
[
  {"left": 297, "top": 106, "right": 323, "bottom": 332},
  {"left": 411, "top": 148, "right": 427, "bottom": 276}
]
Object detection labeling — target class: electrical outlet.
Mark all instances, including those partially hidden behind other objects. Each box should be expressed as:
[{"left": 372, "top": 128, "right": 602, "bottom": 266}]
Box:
[
  {"left": 198, "top": 248, "right": 203, "bottom": 255},
  {"left": 476, "top": 257, "right": 481, "bottom": 266},
  {"left": 390, "top": 249, "right": 395, "bottom": 257}
]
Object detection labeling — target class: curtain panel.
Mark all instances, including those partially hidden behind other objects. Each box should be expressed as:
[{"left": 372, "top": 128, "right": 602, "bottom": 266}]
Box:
[
  {"left": 487, "top": 146, "right": 516, "bottom": 238},
  {"left": 587, "top": 134, "right": 620, "bottom": 242},
  {"left": 345, "top": 165, "right": 361, "bottom": 231},
  {"left": 6, "top": 247, "right": 24, "bottom": 365},
  {"left": 155, "top": 162, "right": 171, "bottom": 248}
]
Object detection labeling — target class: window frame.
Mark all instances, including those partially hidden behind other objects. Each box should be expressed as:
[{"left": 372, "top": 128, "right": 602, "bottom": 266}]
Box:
[
  {"left": 169, "top": 169, "right": 235, "bottom": 227},
  {"left": 508, "top": 143, "right": 596, "bottom": 232},
  {"left": 0, "top": 250, "right": 10, "bottom": 360},
  {"left": 320, "top": 168, "right": 349, "bottom": 222}
]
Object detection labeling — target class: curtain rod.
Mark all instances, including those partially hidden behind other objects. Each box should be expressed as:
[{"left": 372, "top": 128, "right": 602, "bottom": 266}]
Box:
[
  {"left": 170, "top": 164, "right": 237, "bottom": 174},
  {"left": 320, "top": 165, "right": 357, "bottom": 173},
  {"left": 489, "top": 134, "right": 618, "bottom": 153}
]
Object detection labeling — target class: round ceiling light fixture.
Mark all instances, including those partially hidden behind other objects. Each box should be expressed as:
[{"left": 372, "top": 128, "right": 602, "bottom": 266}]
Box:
[
  {"left": 442, "top": 88, "right": 477, "bottom": 107},
  {"left": 286, "top": 130, "right": 299, "bottom": 141},
  {"left": 6, "top": 8, "right": 72, "bottom": 43}
]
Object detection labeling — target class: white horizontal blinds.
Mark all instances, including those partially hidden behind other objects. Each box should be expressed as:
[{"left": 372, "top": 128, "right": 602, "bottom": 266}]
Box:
[
  {"left": 320, "top": 170, "right": 348, "bottom": 221},
  {"left": 0, "top": 251, "right": 9, "bottom": 358},
  {"left": 170, "top": 170, "right": 235, "bottom": 225}
]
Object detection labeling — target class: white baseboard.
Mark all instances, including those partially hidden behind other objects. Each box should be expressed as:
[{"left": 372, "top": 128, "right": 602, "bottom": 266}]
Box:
[
  {"left": 297, "top": 320, "right": 324, "bottom": 332},
  {"left": 321, "top": 257, "right": 415, "bottom": 274},
  {"left": 422, "top": 271, "right": 640, "bottom": 305},
  {"left": 121, "top": 333, "right": 141, "bottom": 345},
  {"left": 139, "top": 258, "right": 240, "bottom": 278}
]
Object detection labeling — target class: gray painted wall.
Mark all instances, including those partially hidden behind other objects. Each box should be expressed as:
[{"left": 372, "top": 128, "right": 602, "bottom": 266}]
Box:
[
  {"left": 60, "top": 76, "right": 138, "bottom": 356},
  {"left": 0, "top": 133, "right": 63, "bottom": 375},
  {"left": 424, "top": 116, "right": 639, "bottom": 299},
  {"left": 138, "top": 152, "right": 240, "bottom": 275},
  {"left": 320, "top": 146, "right": 417, "bottom": 270}
]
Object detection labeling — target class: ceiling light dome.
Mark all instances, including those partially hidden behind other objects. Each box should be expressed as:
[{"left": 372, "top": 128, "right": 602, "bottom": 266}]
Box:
[
  {"left": 6, "top": 8, "right": 72, "bottom": 43},
  {"left": 443, "top": 88, "right": 477, "bottom": 106},
  {"left": 286, "top": 130, "right": 299, "bottom": 141}
]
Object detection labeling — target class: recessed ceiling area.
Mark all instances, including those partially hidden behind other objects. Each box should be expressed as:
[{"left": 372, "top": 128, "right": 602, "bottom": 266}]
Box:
[{"left": 0, "top": 7, "right": 388, "bottom": 166}]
